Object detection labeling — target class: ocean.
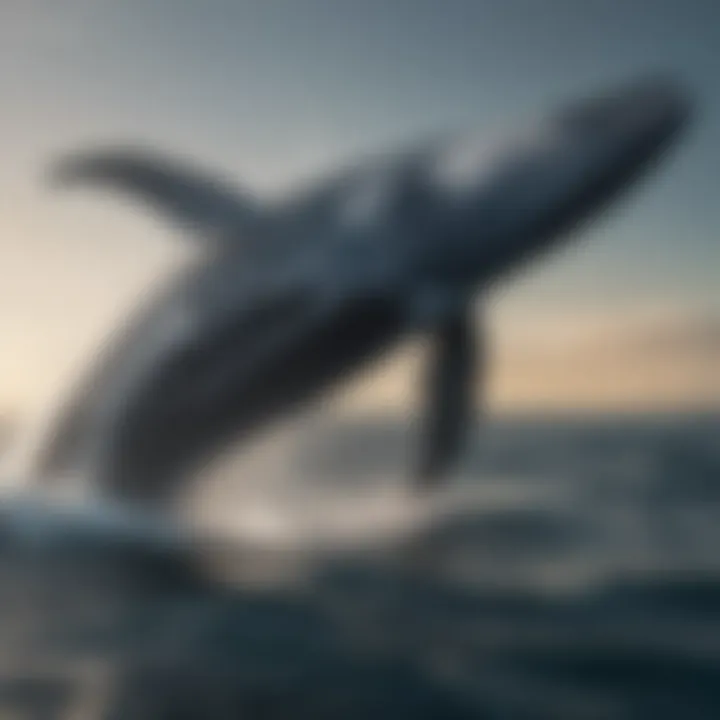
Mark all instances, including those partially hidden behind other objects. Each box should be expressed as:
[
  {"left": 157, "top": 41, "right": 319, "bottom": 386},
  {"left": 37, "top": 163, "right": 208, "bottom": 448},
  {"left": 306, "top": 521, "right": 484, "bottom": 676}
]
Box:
[{"left": 0, "top": 412, "right": 719, "bottom": 719}]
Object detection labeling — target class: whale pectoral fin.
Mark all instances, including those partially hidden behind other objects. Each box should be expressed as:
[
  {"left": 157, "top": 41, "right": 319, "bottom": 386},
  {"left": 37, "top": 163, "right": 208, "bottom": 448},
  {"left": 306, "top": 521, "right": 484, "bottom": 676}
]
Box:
[
  {"left": 49, "top": 148, "right": 268, "bottom": 246},
  {"left": 415, "top": 307, "right": 479, "bottom": 489}
]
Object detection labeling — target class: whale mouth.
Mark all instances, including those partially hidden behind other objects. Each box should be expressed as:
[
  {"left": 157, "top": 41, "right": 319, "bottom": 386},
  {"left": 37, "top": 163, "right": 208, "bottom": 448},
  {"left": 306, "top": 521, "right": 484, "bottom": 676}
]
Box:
[{"left": 558, "top": 74, "right": 693, "bottom": 153}]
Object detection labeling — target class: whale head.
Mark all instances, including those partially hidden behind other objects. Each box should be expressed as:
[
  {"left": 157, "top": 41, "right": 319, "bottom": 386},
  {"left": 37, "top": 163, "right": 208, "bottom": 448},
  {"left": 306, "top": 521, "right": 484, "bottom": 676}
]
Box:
[{"left": 420, "top": 74, "right": 692, "bottom": 289}]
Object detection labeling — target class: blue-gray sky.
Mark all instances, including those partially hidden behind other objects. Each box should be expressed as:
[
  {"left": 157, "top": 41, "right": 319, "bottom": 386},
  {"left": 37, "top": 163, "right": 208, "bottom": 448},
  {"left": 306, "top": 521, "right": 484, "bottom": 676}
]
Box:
[{"left": 1, "top": 0, "right": 718, "bottom": 413}]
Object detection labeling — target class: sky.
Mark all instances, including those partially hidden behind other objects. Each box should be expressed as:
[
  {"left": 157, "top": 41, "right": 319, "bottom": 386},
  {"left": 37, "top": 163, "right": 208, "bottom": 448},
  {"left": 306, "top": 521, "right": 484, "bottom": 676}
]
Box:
[{"left": 0, "top": 0, "right": 718, "bottom": 425}]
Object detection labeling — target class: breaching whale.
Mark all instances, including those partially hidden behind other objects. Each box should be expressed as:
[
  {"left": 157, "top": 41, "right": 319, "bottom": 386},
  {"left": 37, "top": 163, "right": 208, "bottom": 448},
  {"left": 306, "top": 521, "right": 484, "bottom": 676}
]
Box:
[{"left": 35, "top": 75, "right": 692, "bottom": 503}]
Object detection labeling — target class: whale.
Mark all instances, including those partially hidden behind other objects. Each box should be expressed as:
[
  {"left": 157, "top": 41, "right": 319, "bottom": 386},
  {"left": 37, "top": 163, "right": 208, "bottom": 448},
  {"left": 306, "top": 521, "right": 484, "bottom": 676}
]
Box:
[{"left": 34, "top": 74, "right": 692, "bottom": 504}]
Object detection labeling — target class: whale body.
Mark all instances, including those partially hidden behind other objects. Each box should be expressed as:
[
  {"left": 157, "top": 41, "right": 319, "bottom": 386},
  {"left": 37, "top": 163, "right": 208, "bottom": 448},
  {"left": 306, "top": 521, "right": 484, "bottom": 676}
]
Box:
[{"left": 35, "top": 75, "right": 692, "bottom": 503}]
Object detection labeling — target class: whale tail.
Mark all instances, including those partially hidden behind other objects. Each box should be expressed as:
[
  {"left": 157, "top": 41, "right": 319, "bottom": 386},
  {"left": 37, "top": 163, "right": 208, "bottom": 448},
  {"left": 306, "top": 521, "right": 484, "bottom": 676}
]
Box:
[{"left": 49, "top": 147, "right": 271, "bottom": 249}]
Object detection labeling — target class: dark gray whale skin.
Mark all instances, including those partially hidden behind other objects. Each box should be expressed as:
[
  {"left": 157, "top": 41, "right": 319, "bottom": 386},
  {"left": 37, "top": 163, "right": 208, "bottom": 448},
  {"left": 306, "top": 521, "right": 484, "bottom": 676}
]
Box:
[{"left": 35, "top": 75, "right": 691, "bottom": 503}]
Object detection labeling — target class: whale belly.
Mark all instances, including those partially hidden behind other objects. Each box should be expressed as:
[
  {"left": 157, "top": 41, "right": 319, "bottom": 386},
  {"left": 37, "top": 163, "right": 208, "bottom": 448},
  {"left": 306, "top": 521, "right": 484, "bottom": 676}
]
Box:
[{"left": 91, "top": 288, "right": 405, "bottom": 504}]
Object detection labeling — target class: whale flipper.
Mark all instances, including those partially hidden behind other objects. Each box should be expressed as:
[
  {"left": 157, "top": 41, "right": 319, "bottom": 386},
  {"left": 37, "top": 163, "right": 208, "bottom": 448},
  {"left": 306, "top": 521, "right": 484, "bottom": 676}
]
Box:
[
  {"left": 50, "top": 148, "right": 269, "bottom": 246},
  {"left": 415, "top": 308, "right": 478, "bottom": 489}
]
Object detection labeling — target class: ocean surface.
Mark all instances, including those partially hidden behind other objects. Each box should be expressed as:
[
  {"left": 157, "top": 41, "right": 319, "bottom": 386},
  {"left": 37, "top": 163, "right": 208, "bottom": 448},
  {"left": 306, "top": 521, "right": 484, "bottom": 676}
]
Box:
[{"left": 0, "top": 413, "right": 719, "bottom": 719}]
